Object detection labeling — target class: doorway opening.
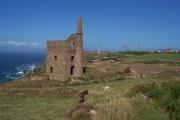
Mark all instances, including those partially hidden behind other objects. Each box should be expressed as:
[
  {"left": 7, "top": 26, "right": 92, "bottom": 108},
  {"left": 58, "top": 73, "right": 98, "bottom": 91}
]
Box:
[
  {"left": 83, "top": 67, "right": 86, "bottom": 73},
  {"left": 70, "top": 66, "right": 74, "bottom": 75},
  {"left": 50, "top": 67, "right": 53, "bottom": 73}
]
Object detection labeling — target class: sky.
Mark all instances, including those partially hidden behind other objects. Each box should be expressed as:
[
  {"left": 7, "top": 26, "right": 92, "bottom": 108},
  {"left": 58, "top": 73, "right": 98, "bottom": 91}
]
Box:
[{"left": 0, "top": 0, "right": 179, "bottom": 53}]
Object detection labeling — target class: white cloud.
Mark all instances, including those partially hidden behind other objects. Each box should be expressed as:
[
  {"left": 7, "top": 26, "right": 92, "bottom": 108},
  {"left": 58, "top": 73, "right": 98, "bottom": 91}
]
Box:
[
  {"left": 0, "top": 40, "right": 39, "bottom": 48},
  {"left": 7, "top": 41, "right": 28, "bottom": 47}
]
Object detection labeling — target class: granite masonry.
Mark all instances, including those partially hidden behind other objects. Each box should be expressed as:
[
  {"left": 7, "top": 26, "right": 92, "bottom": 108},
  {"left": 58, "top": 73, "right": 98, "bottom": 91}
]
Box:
[{"left": 46, "top": 17, "right": 85, "bottom": 80}]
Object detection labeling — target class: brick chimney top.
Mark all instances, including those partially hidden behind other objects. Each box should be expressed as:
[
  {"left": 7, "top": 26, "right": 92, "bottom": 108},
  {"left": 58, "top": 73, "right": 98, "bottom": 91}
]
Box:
[{"left": 77, "top": 17, "right": 82, "bottom": 34}]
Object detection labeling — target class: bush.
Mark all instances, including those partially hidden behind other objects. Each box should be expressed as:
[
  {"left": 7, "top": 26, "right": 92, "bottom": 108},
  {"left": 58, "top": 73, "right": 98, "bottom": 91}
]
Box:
[
  {"left": 143, "top": 84, "right": 162, "bottom": 99},
  {"left": 127, "top": 81, "right": 180, "bottom": 120},
  {"left": 126, "top": 83, "right": 145, "bottom": 97},
  {"left": 133, "top": 60, "right": 163, "bottom": 64},
  {"left": 143, "top": 81, "right": 180, "bottom": 120},
  {"left": 122, "top": 51, "right": 150, "bottom": 55}
]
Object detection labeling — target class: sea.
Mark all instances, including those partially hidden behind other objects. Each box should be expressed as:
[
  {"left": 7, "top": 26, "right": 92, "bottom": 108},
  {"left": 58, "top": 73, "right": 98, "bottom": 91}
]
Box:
[{"left": 0, "top": 53, "right": 45, "bottom": 83}]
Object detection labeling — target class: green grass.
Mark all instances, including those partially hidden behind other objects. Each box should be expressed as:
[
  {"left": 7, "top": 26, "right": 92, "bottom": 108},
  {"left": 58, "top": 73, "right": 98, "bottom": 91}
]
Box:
[
  {"left": 0, "top": 52, "right": 180, "bottom": 120},
  {"left": 129, "top": 53, "right": 180, "bottom": 63},
  {"left": 0, "top": 96, "right": 77, "bottom": 120},
  {"left": 1, "top": 73, "right": 178, "bottom": 120},
  {"left": 135, "top": 105, "right": 167, "bottom": 120},
  {"left": 89, "top": 52, "right": 180, "bottom": 64},
  {"left": 140, "top": 54, "right": 180, "bottom": 60}
]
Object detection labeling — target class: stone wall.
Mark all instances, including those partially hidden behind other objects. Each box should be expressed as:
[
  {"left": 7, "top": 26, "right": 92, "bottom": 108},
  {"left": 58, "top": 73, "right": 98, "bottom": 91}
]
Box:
[
  {"left": 46, "top": 41, "right": 67, "bottom": 80},
  {"left": 46, "top": 18, "right": 84, "bottom": 81}
]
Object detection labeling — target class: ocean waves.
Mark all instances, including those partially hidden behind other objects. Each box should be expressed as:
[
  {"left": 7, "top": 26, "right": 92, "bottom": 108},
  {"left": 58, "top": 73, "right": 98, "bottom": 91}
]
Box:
[
  {"left": 0, "top": 64, "right": 37, "bottom": 83},
  {"left": 0, "top": 53, "right": 45, "bottom": 83}
]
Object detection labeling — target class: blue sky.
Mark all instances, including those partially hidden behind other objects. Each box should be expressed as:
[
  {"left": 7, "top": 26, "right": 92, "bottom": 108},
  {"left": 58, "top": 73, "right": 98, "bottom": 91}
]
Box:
[{"left": 0, "top": 0, "right": 179, "bottom": 53}]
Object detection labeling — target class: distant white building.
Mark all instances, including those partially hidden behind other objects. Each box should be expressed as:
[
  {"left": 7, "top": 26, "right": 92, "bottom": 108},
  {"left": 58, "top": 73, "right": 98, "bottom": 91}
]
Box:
[{"left": 163, "top": 49, "right": 175, "bottom": 53}]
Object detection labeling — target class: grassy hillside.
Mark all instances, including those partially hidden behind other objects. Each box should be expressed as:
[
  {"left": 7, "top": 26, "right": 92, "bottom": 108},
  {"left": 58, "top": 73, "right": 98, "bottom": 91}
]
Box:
[
  {"left": 136, "top": 53, "right": 180, "bottom": 61},
  {"left": 128, "top": 53, "right": 180, "bottom": 64},
  {"left": 0, "top": 52, "right": 179, "bottom": 120}
]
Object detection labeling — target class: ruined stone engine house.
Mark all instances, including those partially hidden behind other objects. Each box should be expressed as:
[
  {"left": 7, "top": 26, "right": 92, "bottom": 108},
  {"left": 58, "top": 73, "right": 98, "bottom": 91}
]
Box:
[{"left": 46, "top": 18, "right": 85, "bottom": 80}]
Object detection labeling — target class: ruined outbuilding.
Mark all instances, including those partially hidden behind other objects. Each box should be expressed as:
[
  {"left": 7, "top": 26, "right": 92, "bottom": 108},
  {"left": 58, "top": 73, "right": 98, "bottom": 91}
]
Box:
[{"left": 46, "top": 18, "right": 85, "bottom": 80}]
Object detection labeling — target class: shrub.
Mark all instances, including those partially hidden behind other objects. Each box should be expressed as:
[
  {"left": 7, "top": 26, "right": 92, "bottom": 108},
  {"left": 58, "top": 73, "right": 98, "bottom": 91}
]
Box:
[
  {"left": 122, "top": 51, "right": 149, "bottom": 55},
  {"left": 143, "top": 84, "right": 162, "bottom": 99},
  {"left": 143, "top": 81, "right": 180, "bottom": 120},
  {"left": 126, "top": 83, "right": 145, "bottom": 97},
  {"left": 126, "top": 80, "right": 180, "bottom": 120},
  {"left": 133, "top": 60, "right": 163, "bottom": 64}
]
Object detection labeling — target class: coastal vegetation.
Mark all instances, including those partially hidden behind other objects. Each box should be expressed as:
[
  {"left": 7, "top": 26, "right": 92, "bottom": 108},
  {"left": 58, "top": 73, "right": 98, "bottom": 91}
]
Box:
[{"left": 0, "top": 52, "right": 179, "bottom": 120}]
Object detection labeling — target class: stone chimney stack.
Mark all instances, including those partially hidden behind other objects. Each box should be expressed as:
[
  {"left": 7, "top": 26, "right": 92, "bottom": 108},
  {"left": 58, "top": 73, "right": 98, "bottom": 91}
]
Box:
[
  {"left": 77, "top": 17, "right": 82, "bottom": 34},
  {"left": 74, "top": 17, "right": 83, "bottom": 78}
]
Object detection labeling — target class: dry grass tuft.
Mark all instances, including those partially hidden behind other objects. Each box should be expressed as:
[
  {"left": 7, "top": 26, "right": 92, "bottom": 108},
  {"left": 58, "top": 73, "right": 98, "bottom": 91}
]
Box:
[
  {"left": 94, "top": 98, "right": 134, "bottom": 120},
  {"left": 67, "top": 103, "right": 95, "bottom": 120}
]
